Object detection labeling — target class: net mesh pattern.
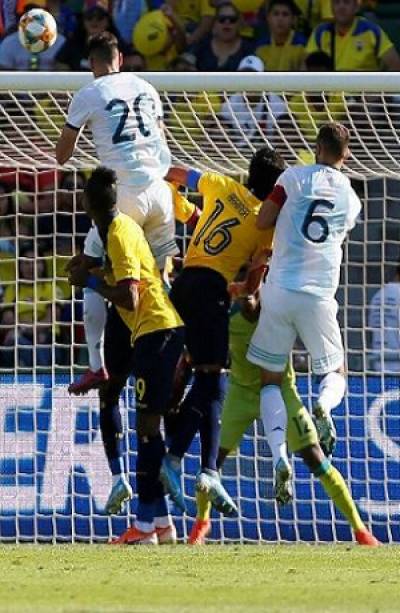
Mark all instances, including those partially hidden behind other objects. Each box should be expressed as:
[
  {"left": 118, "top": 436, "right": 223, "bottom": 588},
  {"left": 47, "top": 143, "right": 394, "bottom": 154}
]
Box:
[{"left": 0, "top": 80, "right": 399, "bottom": 543}]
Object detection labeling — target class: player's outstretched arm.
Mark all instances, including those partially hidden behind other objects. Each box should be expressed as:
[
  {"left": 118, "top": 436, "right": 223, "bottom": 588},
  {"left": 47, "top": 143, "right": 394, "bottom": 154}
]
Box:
[
  {"left": 165, "top": 166, "right": 202, "bottom": 191},
  {"left": 256, "top": 198, "right": 281, "bottom": 230},
  {"left": 229, "top": 250, "right": 270, "bottom": 299},
  {"left": 68, "top": 262, "right": 138, "bottom": 311},
  {"left": 56, "top": 125, "right": 79, "bottom": 165}
]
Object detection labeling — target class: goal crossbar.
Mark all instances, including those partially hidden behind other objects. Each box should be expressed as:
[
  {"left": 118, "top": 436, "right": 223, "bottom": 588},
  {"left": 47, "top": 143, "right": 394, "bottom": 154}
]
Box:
[{"left": 1, "top": 71, "right": 400, "bottom": 92}]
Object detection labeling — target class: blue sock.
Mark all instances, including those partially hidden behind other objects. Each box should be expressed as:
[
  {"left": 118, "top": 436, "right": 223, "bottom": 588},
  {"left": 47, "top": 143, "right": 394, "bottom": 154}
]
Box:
[
  {"left": 136, "top": 432, "right": 165, "bottom": 504},
  {"left": 137, "top": 501, "right": 156, "bottom": 526},
  {"left": 154, "top": 496, "right": 169, "bottom": 518},
  {"left": 99, "top": 401, "right": 123, "bottom": 475},
  {"left": 198, "top": 372, "right": 226, "bottom": 471},
  {"left": 168, "top": 385, "right": 203, "bottom": 458}
]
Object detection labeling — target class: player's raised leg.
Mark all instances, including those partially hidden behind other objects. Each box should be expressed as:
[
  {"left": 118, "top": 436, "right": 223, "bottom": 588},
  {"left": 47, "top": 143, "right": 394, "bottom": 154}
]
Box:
[
  {"left": 247, "top": 284, "right": 295, "bottom": 504},
  {"left": 67, "top": 231, "right": 110, "bottom": 396},
  {"left": 293, "top": 291, "right": 347, "bottom": 457},
  {"left": 160, "top": 267, "right": 237, "bottom": 517}
]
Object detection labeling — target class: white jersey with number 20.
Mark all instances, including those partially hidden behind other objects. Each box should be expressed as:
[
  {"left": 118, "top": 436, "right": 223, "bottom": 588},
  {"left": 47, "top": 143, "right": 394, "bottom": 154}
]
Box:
[
  {"left": 66, "top": 72, "right": 171, "bottom": 189},
  {"left": 268, "top": 164, "right": 361, "bottom": 299}
]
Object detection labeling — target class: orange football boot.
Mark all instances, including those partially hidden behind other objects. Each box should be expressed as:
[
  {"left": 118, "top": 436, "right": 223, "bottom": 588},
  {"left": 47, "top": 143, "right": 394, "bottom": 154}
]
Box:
[{"left": 188, "top": 519, "right": 211, "bottom": 545}]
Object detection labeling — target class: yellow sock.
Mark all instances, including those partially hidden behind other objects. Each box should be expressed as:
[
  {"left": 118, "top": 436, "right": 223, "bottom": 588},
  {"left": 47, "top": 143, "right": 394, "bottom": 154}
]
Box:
[
  {"left": 317, "top": 461, "right": 365, "bottom": 532},
  {"left": 196, "top": 489, "right": 211, "bottom": 521}
]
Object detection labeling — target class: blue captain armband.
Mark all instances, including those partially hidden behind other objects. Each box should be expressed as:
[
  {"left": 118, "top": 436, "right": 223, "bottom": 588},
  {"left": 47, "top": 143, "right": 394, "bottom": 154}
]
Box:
[{"left": 187, "top": 169, "right": 202, "bottom": 191}]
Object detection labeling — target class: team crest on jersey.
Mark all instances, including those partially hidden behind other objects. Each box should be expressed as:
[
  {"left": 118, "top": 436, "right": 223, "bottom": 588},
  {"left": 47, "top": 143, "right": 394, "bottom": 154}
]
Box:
[{"left": 356, "top": 41, "right": 363, "bottom": 51}]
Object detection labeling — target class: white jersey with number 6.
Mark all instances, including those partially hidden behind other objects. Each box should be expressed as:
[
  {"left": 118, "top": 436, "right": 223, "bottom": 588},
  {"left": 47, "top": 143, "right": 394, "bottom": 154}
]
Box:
[
  {"left": 268, "top": 164, "right": 361, "bottom": 299},
  {"left": 66, "top": 72, "right": 171, "bottom": 189}
]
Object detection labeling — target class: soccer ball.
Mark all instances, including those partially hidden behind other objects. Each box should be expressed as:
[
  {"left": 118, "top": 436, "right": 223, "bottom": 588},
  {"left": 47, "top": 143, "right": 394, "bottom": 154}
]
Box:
[{"left": 18, "top": 9, "right": 57, "bottom": 54}]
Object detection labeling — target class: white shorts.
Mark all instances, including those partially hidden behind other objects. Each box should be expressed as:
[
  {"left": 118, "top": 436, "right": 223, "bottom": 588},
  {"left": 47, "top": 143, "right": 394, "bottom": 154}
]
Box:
[
  {"left": 247, "top": 282, "right": 344, "bottom": 375},
  {"left": 84, "top": 178, "right": 178, "bottom": 268}
]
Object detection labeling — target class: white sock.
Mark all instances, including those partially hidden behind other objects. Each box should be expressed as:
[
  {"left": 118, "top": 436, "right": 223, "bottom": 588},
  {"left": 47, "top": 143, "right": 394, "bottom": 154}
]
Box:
[
  {"left": 83, "top": 288, "right": 106, "bottom": 372},
  {"left": 260, "top": 384, "right": 289, "bottom": 467},
  {"left": 154, "top": 515, "right": 172, "bottom": 528},
  {"left": 112, "top": 474, "right": 124, "bottom": 487},
  {"left": 317, "top": 372, "right": 346, "bottom": 414}
]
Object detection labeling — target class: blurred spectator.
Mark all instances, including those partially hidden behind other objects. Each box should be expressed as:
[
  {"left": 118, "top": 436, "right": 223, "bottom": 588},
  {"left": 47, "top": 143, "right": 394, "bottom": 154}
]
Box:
[
  {"left": 171, "top": 51, "right": 197, "bottom": 70},
  {"left": 0, "top": 244, "right": 58, "bottom": 368},
  {"left": 38, "top": 170, "right": 90, "bottom": 251},
  {"left": 133, "top": 6, "right": 186, "bottom": 70},
  {"left": 0, "top": 183, "right": 15, "bottom": 256},
  {"left": 121, "top": 48, "right": 147, "bottom": 71},
  {"left": 112, "top": 0, "right": 146, "bottom": 46},
  {"left": 1, "top": 0, "right": 18, "bottom": 37},
  {"left": 293, "top": 0, "right": 332, "bottom": 35},
  {"left": 306, "top": 0, "right": 400, "bottom": 71},
  {"left": 194, "top": 2, "right": 255, "bottom": 70},
  {"left": 219, "top": 55, "right": 286, "bottom": 147},
  {"left": 289, "top": 51, "right": 346, "bottom": 127},
  {"left": 167, "top": 0, "right": 215, "bottom": 46},
  {"left": 56, "top": 4, "right": 121, "bottom": 70},
  {"left": 282, "top": 51, "right": 347, "bottom": 158},
  {"left": 368, "top": 265, "right": 400, "bottom": 373},
  {"left": 167, "top": 86, "right": 221, "bottom": 149},
  {"left": 255, "top": 0, "right": 307, "bottom": 71},
  {"left": 0, "top": 2, "right": 65, "bottom": 70},
  {"left": 46, "top": 0, "right": 77, "bottom": 38}
]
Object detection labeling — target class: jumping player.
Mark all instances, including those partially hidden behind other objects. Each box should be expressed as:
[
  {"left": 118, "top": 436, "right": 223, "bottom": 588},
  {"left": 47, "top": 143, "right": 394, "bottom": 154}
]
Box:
[
  {"left": 160, "top": 148, "right": 287, "bottom": 516},
  {"left": 248, "top": 122, "right": 359, "bottom": 482},
  {"left": 68, "top": 167, "right": 184, "bottom": 544},
  {"left": 56, "top": 32, "right": 177, "bottom": 395}
]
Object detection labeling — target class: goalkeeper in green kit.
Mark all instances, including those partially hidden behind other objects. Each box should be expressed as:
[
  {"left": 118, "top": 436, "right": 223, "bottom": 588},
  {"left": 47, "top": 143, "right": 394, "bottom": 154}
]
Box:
[{"left": 190, "top": 265, "right": 380, "bottom": 547}]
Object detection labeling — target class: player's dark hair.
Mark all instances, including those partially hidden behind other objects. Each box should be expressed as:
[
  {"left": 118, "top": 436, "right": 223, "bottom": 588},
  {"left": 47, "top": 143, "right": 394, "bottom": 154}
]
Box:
[
  {"left": 88, "top": 32, "right": 119, "bottom": 64},
  {"left": 247, "top": 147, "right": 285, "bottom": 200},
  {"left": 86, "top": 166, "right": 117, "bottom": 211},
  {"left": 317, "top": 123, "right": 350, "bottom": 160},
  {"left": 267, "top": 0, "right": 300, "bottom": 16},
  {"left": 305, "top": 51, "right": 334, "bottom": 71}
]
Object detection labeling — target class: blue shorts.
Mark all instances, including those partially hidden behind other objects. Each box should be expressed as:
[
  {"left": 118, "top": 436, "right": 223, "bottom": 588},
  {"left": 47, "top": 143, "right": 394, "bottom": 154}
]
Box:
[
  {"left": 104, "top": 306, "right": 184, "bottom": 414},
  {"left": 104, "top": 305, "right": 135, "bottom": 379},
  {"left": 132, "top": 327, "right": 184, "bottom": 414},
  {"left": 170, "top": 267, "right": 230, "bottom": 368}
]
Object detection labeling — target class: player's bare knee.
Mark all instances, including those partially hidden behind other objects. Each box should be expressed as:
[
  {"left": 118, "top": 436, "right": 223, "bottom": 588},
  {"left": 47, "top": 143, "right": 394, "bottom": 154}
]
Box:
[
  {"left": 298, "top": 444, "right": 325, "bottom": 472},
  {"left": 261, "top": 369, "right": 284, "bottom": 387}
]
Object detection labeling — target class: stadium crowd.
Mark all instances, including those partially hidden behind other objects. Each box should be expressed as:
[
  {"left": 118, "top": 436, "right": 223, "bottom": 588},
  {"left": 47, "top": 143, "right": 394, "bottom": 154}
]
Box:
[
  {"left": 0, "top": 0, "right": 400, "bottom": 72},
  {"left": 0, "top": 0, "right": 399, "bottom": 371}
]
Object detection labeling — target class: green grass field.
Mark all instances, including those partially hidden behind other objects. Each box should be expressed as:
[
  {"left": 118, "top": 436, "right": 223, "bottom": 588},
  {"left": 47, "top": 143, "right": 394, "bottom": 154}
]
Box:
[{"left": 0, "top": 545, "right": 398, "bottom": 613}]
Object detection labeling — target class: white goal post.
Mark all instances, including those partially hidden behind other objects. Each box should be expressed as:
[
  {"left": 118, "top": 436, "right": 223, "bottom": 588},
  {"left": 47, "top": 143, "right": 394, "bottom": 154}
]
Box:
[{"left": 0, "top": 71, "right": 399, "bottom": 544}]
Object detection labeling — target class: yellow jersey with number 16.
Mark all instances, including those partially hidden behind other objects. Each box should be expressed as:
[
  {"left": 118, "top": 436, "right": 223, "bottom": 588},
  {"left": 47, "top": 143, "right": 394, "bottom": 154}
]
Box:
[{"left": 184, "top": 172, "right": 274, "bottom": 283}]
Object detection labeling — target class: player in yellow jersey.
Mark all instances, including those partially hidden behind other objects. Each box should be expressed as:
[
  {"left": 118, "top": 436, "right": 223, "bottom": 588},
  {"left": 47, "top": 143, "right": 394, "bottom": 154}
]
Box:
[
  {"left": 159, "top": 148, "right": 285, "bottom": 517},
  {"left": 68, "top": 167, "right": 184, "bottom": 545}
]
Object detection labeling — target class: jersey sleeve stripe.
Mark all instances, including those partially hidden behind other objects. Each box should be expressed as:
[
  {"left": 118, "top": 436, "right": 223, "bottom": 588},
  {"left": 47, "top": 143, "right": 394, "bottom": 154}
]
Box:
[
  {"left": 268, "top": 184, "right": 287, "bottom": 208},
  {"left": 65, "top": 122, "right": 80, "bottom": 131},
  {"left": 187, "top": 169, "right": 202, "bottom": 191}
]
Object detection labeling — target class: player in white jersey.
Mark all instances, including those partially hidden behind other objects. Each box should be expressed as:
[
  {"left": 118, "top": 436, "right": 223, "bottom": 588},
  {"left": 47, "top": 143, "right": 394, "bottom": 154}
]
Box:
[
  {"left": 247, "top": 123, "right": 361, "bottom": 495},
  {"left": 56, "top": 32, "right": 177, "bottom": 394},
  {"left": 368, "top": 265, "right": 400, "bottom": 372}
]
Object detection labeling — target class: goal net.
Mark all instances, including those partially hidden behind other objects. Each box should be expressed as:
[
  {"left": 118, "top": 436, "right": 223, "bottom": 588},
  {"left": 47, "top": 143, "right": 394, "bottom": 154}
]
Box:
[{"left": 0, "top": 72, "right": 399, "bottom": 544}]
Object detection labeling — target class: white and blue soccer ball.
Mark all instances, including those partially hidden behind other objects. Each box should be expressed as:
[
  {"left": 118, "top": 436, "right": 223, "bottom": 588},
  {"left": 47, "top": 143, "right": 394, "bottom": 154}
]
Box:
[{"left": 18, "top": 8, "right": 58, "bottom": 54}]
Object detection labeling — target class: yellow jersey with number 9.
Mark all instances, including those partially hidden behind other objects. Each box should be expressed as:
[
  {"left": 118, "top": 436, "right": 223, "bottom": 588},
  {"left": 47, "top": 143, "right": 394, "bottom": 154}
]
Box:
[
  {"left": 105, "top": 213, "right": 183, "bottom": 342},
  {"left": 184, "top": 172, "right": 274, "bottom": 283}
]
